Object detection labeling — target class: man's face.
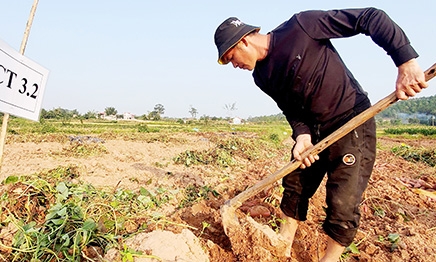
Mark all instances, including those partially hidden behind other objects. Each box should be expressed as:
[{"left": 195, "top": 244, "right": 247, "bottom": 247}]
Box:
[{"left": 221, "top": 40, "right": 256, "bottom": 71}]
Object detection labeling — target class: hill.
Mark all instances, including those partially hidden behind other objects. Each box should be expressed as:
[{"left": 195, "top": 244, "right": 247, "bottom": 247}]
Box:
[{"left": 378, "top": 95, "right": 436, "bottom": 124}]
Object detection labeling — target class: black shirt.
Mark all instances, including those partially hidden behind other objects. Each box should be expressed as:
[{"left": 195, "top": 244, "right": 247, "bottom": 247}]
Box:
[{"left": 253, "top": 8, "right": 418, "bottom": 139}]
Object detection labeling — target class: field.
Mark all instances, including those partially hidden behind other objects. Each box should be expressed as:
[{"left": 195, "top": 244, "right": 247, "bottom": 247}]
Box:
[{"left": 0, "top": 118, "right": 435, "bottom": 261}]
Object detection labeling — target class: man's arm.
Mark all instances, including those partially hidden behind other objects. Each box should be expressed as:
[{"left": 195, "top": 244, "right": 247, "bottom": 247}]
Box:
[
  {"left": 296, "top": 7, "right": 418, "bottom": 67},
  {"left": 297, "top": 8, "right": 429, "bottom": 100}
]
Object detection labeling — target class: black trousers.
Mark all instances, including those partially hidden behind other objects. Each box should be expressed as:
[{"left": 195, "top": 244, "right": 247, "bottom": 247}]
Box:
[{"left": 280, "top": 116, "right": 376, "bottom": 247}]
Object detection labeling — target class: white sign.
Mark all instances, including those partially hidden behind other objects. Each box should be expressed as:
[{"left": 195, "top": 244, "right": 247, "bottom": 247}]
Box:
[{"left": 0, "top": 38, "right": 49, "bottom": 121}]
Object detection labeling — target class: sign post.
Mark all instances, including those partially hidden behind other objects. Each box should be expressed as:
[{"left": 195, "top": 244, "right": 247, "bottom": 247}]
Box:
[
  {"left": 0, "top": 0, "right": 46, "bottom": 169},
  {"left": 0, "top": 38, "right": 49, "bottom": 121}
]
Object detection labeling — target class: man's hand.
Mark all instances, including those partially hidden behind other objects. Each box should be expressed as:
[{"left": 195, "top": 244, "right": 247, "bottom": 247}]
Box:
[
  {"left": 396, "top": 58, "right": 428, "bottom": 100},
  {"left": 293, "top": 134, "right": 319, "bottom": 169}
]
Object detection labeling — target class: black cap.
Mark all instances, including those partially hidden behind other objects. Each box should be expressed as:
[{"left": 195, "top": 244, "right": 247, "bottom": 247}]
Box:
[{"left": 214, "top": 17, "right": 260, "bottom": 64}]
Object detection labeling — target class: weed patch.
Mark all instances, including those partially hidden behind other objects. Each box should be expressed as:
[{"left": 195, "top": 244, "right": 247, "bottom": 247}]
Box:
[
  {"left": 391, "top": 143, "right": 436, "bottom": 167},
  {"left": 179, "top": 185, "right": 219, "bottom": 208},
  {"left": 174, "top": 135, "right": 276, "bottom": 167},
  {"left": 0, "top": 165, "right": 181, "bottom": 261},
  {"left": 59, "top": 143, "right": 108, "bottom": 157}
]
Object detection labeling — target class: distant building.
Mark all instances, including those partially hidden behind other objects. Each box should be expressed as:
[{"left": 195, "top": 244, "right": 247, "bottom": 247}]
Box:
[
  {"left": 97, "top": 112, "right": 117, "bottom": 120},
  {"left": 123, "top": 112, "right": 135, "bottom": 120},
  {"left": 231, "top": 117, "right": 243, "bottom": 125},
  {"left": 97, "top": 112, "right": 134, "bottom": 120}
]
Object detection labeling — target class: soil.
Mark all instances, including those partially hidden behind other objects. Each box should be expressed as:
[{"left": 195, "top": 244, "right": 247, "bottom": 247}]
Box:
[{"left": 0, "top": 132, "right": 435, "bottom": 262}]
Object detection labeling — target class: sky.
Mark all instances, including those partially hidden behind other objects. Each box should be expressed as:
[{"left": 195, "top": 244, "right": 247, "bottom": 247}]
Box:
[{"left": 1, "top": 1, "right": 435, "bottom": 119}]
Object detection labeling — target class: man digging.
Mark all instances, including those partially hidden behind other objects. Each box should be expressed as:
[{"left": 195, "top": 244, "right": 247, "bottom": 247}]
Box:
[{"left": 214, "top": 7, "right": 427, "bottom": 262}]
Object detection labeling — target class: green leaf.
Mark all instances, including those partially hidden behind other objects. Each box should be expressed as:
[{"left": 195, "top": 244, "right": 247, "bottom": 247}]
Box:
[
  {"left": 348, "top": 242, "right": 360, "bottom": 254},
  {"left": 140, "top": 187, "right": 151, "bottom": 196},
  {"left": 61, "top": 234, "right": 71, "bottom": 246},
  {"left": 56, "top": 182, "right": 69, "bottom": 200},
  {"left": 82, "top": 219, "right": 97, "bottom": 231},
  {"left": 110, "top": 200, "right": 120, "bottom": 208},
  {"left": 123, "top": 253, "right": 134, "bottom": 262},
  {"left": 156, "top": 187, "right": 166, "bottom": 194},
  {"left": 45, "top": 211, "right": 57, "bottom": 220},
  {"left": 104, "top": 220, "right": 116, "bottom": 231},
  {"left": 56, "top": 182, "right": 68, "bottom": 194},
  {"left": 50, "top": 218, "right": 65, "bottom": 225},
  {"left": 70, "top": 206, "right": 84, "bottom": 220},
  {"left": 22, "top": 221, "right": 37, "bottom": 231},
  {"left": 388, "top": 233, "right": 400, "bottom": 243},
  {"left": 137, "top": 195, "right": 154, "bottom": 208},
  {"left": 57, "top": 207, "right": 68, "bottom": 217},
  {"left": 3, "top": 176, "right": 19, "bottom": 184}
]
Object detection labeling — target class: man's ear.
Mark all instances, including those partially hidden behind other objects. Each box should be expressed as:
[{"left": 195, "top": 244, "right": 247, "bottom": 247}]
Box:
[{"left": 239, "top": 37, "right": 249, "bottom": 47}]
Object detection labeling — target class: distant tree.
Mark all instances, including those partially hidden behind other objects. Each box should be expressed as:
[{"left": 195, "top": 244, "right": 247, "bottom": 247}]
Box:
[
  {"left": 211, "top": 116, "right": 223, "bottom": 121},
  {"left": 247, "top": 113, "right": 286, "bottom": 123},
  {"left": 153, "top": 104, "right": 165, "bottom": 115},
  {"left": 70, "top": 109, "right": 80, "bottom": 117},
  {"left": 42, "top": 108, "right": 58, "bottom": 119},
  {"left": 40, "top": 107, "right": 79, "bottom": 120},
  {"left": 40, "top": 109, "right": 51, "bottom": 119},
  {"left": 189, "top": 106, "right": 198, "bottom": 118},
  {"left": 148, "top": 111, "right": 161, "bottom": 120},
  {"left": 105, "top": 107, "right": 117, "bottom": 116},
  {"left": 408, "top": 117, "right": 420, "bottom": 124},
  {"left": 139, "top": 113, "right": 149, "bottom": 120},
  {"left": 200, "top": 114, "right": 210, "bottom": 125},
  {"left": 147, "top": 104, "right": 165, "bottom": 120},
  {"left": 390, "top": 119, "right": 402, "bottom": 125},
  {"left": 52, "top": 108, "right": 66, "bottom": 118},
  {"left": 380, "top": 95, "right": 436, "bottom": 118},
  {"left": 83, "top": 110, "right": 97, "bottom": 119}
]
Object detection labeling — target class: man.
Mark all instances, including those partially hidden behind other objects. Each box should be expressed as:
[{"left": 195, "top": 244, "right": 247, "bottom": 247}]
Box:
[{"left": 214, "top": 8, "right": 427, "bottom": 262}]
